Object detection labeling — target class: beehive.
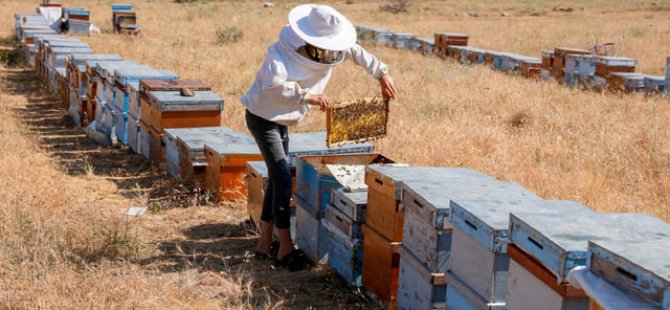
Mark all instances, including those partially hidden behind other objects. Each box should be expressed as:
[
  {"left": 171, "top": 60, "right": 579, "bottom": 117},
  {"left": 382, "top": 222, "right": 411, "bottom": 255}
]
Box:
[
  {"left": 448, "top": 200, "right": 591, "bottom": 307},
  {"left": 142, "top": 89, "right": 223, "bottom": 135},
  {"left": 417, "top": 38, "right": 434, "bottom": 56},
  {"left": 644, "top": 75, "right": 666, "bottom": 93},
  {"left": 331, "top": 188, "right": 367, "bottom": 223},
  {"left": 608, "top": 72, "right": 645, "bottom": 93},
  {"left": 552, "top": 47, "right": 591, "bottom": 82},
  {"left": 136, "top": 79, "right": 211, "bottom": 120},
  {"left": 400, "top": 178, "right": 540, "bottom": 273},
  {"left": 178, "top": 126, "right": 238, "bottom": 189},
  {"left": 327, "top": 97, "right": 389, "bottom": 147},
  {"left": 390, "top": 32, "right": 418, "bottom": 50},
  {"left": 595, "top": 56, "right": 637, "bottom": 79},
  {"left": 204, "top": 132, "right": 263, "bottom": 201},
  {"left": 295, "top": 194, "right": 330, "bottom": 264},
  {"left": 541, "top": 50, "right": 555, "bottom": 69},
  {"left": 295, "top": 153, "right": 394, "bottom": 218},
  {"left": 245, "top": 161, "right": 269, "bottom": 225},
  {"left": 362, "top": 224, "right": 401, "bottom": 306},
  {"left": 588, "top": 239, "right": 670, "bottom": 309},
  {"left": 322, "top": 218, "right": 363, "bottom": 286},
  {"left": 433, "top": 32, "right": 468, "bottom": 59},
  {"left": 397, "top": 245, "right": 447, "bottom": 310},
  {"left": 325, "top": 202, "right": 362, "bottom": 239}
]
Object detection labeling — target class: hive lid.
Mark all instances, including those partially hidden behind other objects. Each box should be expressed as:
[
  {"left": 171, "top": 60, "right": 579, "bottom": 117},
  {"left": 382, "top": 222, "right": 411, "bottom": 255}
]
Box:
[
  {"left": 589, "top": 239, "right": 670, "bottom": 282},
  {"left": 148, "top": 90, "right": 223, "bottom": 111},
  {"left": 113, "top": 67, "right": 178, "bottom": 86},
  {"left": 595, "top": 56, "right": 637, "bottom": 66},
  {"left": 204, "top": 132, "right": 261, "bottom": 156},
  {"left": 178, "top": 127, "right": 239, "bottom": 152}
]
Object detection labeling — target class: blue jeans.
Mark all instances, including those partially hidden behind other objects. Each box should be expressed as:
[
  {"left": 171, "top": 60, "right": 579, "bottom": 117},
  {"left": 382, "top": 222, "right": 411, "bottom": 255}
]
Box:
[{"left": 245, "top": 110, "right": 292, "bottom": 229}]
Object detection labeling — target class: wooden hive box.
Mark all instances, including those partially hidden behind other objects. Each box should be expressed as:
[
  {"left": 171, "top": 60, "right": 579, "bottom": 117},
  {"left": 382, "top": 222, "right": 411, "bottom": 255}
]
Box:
[
  {"left": 327, "top": 97, "right": 389, "bottom": 147},
  {"left": 506, "top": 243, "right": 589, "bottom": 310},
  {"left": 446, "top": 270, "right": 503, "bottom": 310},
  {"left": 138, "top": 120, "right": 153, "bottom": 160},
  {"left": 400, "top": 177, "right": 540, "bottom": 273},
  {"left": 542, "top": 50, "right": 555, "bottom": 70},
  {"left": 294, "top": 153, "right": 395, "bottom": 219},
  {"left": 588, "top": 239, "right": 670, "bottom": 309},
  {"left": 164, "top": 127, "right": 232, "bottom": 181},
  {"left": 448, "top": 200, "right": 592, "bottom": 307},
  {"left": 204, "top": 131, "right": 263, "bottom": 201},
  {"left": 325, "top": 201, "right": 362, "bottom": 239},
  {"left": 178, "top": 126, "right": 237, "bottom": 189},
  {"left": 397, "top": 245, "right": 447, "bottom": 310},
  {"left": 608, "top": 72, "right": 645, "bottom": 93},
  {"left": 594, "top": 56, "right": 637, "bottom": 79},
  {"left": 509, "top": 212, "right": 670, "bottom": 285},
  {"left": 294, "top": 193, "right": 330, "bottom": 264},
  {"left": 521, "top": 58, "right": 543, "bottom": 79},
  {"left": 245, "top": 161, "right": 269, "bottom": 225},
  {"left": 143, "top": 89, "right": 223, "bottom": 135},
  {"left": 644, "top": 75, "right": 666, "bottom": 94},
  {"left": 331, "top": 188, "right": 367, "bottom": 223},
  {"left": 137, "top": 79, "right": 211, "bottom": 121},
  {"left": 322, "top": 218, "right": 363, "bottom": 287},
  {"left": 362, "top": 223, "right": 401, "bottom": 306},
  {"left": 552, "top": 47, "right": 591, "bottom": 82}
]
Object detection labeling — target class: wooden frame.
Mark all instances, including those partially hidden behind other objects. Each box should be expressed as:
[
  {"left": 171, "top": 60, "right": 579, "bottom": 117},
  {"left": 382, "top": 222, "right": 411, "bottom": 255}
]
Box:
[{"left": 326, "top": 96, "right": 389, "bottom": 147}]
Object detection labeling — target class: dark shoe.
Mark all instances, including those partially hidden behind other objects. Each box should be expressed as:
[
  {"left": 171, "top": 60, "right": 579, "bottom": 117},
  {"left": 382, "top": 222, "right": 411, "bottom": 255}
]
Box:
[
  {"left": 273, "top": 249, "right": 311, "bottom": 272},
  {"left": 254, "top": 241, "right": 280, "bottom": 261}
]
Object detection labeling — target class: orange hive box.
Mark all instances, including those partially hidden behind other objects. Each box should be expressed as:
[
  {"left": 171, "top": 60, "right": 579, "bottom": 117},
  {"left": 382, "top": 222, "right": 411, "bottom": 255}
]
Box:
[
  {"left": 327, "top": 96, "right": 389, "bottom": 147},
  {"left": 362, "top": 224, "right": 401, "bottom": 307},
  {"left": 204, "top": 131, "right": 263, "bottom": 201}
]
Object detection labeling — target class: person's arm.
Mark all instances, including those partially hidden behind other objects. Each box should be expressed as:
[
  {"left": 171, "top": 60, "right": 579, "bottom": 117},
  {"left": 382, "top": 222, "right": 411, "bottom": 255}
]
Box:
[
  {"left": 346, "top": 44, "right": 397, "bottom": 100},
  {"left": 259, "top": 56, "right": 333, "bottom": 110}
]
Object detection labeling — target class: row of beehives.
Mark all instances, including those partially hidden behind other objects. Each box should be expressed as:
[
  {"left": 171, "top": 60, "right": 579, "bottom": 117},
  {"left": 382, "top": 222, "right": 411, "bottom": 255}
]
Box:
[
  {"left": 356, "top": 25, "right": 670, "bottom": 96},
  {"left": 15, "top": 13, "right": 670, "bottom": 310},
  {"left": 15, "top": 3, "right": 91, "bottom": 37},
  {"left": 281, "top": 156, "right": 670, "bottom": 310}
]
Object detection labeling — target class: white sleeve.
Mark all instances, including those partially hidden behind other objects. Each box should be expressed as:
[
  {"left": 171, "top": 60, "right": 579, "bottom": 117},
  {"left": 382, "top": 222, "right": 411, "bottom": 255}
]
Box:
[
  {"left": 258, "top": 56, "right": 310, "bottom": 106},
  {"left": 345, "top": 44, "right": 390, "bottom": 79}
]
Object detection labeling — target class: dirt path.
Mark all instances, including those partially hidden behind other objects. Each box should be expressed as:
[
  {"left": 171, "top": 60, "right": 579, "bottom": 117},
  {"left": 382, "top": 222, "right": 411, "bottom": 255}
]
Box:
[{"left": 0, "top": 56, "right": 378, "bottom": 309}]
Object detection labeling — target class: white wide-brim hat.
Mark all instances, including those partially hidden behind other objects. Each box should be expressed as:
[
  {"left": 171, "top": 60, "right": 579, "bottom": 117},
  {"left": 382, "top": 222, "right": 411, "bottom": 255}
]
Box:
[{"left": 288, "top": 4, "right": 357, "bottom": 51}]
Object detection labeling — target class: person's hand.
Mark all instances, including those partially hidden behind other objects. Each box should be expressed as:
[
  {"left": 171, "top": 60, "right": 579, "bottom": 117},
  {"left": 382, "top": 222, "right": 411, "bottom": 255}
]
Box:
[
  {"left": 306, "top": 94, "right": 334, "bottom": 111},
  {"left": 379, "top": 74, "right": 397, "bottom": 100}
]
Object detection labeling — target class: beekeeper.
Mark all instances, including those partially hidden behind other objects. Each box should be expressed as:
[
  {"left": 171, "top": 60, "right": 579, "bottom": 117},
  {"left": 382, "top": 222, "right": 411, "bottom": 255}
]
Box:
[{"left": 242, "top": 4, "right": 396, "bottom": 271}]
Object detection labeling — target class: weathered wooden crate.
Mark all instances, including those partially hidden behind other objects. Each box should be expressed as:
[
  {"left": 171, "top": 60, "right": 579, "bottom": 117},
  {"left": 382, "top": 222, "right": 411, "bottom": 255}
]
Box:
[
  {"left": 448, "top": 200, "right": 592, "bottom": 307},
  {"left": 322, "top": 218, "right": 363, "bottom": 286},
  {"left": 366, "top": 166, "right": 488, "bottom": 243},
  {"left": 204, "top": 132, "right": 263, "bottom": 201},
  {"left": 519, "top": 57, "right": 542, "bottom": 78},
  {"left": 326, "top": 202, "right": 362, "bottom": 239},
  {"left": 327, "top": 97, "right": 389, "bottom": 147},
  {"left": 505, "top": 246, "right": 589, "bottom": 310},
  {"left": 397, "top": 245, "right": 447, "bottom": 310},
  {"left": 331, "top": 188, "right": 367, "bottom": 223},
  {"left": 588, "top": 239, "right": 670, "bottom": 309},
  {"left": 401, "top": 178, "right": 540, "bottom": 273},
  {"left": 510, "top": 212, "right": 670, "bottom": 283},
  {"left": 644, "top": 75, "right": 666, "bottom": 94},
  {"left": 362, "top": 223, "right": 401, "bottom": 306},
  {"left": 295, "top": 194, "right": 330, "bottom": 264},
  {"left": 542, "top": 50, "right": 555, "bottom": 69},
  {"left": 608, "top": 72, "right": 645, "bottom": 93},
  {"left": 178, "top": 126, "right": 237, "bottom": 189},
  {"left": 594, "top": 56, "right": 637, "bottom": 78},
  {"left": 445, "top": 271, "right": 505, "bottom": 310},
  {"left": 294, "top": 153, "right": 394, "bottom": 219}
]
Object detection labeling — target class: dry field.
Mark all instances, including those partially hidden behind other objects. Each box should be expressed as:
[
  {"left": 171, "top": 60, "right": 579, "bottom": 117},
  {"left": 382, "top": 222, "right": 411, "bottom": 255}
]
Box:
[{"left": 1, "top": 0, "right": 669, "bottom": 308}]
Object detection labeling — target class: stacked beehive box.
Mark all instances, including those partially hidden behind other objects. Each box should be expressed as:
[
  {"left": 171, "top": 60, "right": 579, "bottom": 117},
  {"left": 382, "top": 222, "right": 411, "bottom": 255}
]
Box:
[
  {"left": 433, "top": 32, "right": 468, "bottom": 59},
  {"left": 112, "top": 67, "right": 179, "bottom": 147},
  {"left": 445, "top": 200, "right": 590, "bottom": 310},
  {"left": 173, "top": 126, "right": 237, "bottom": 188},
  {"left": 398, "top": 175, "right": 540, "bottom": 310},
  {"left": 293, "top": 154, "right": 394, "bottom": 264},
  {"left": 586, "top": 239, "right": 669, "bottom": 309},
  {"left": 245, "top": 132, "right": 373, "bottom": 226},
  {"left": 563, "top": 54, "right": 596, "bottom": 88},
  {"left": 138, "top": 80, "right": 224, "bottom": 161},
  {"left": 112, "top": 3, "right": 139, "bottom": 34},
  {"left": 608, "top": 72, "right": 645, "bottom": 93},
  {"left": 204, "top": 132, "right": 263, "bottom": 201},
  {"left": 594, "top": 56, "right": 637, "bottom": 89},
  {"left": 506, "top": 212, "right": 670, "bottom": 310},
  {"left": 63, "top": 7, "right": 90, "bottom": 36},
  {"left": 552, "top": 47, "right": 591, "bottom": 82},
  {"left": 643, "top": 75, "right": 666, "bottom": 94}
]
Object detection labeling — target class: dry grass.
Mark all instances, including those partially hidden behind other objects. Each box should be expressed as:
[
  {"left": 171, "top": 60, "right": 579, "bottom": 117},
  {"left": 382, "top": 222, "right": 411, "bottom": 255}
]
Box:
[{"left": 1, "top": 0, "right": 669, "bottom": 308}]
